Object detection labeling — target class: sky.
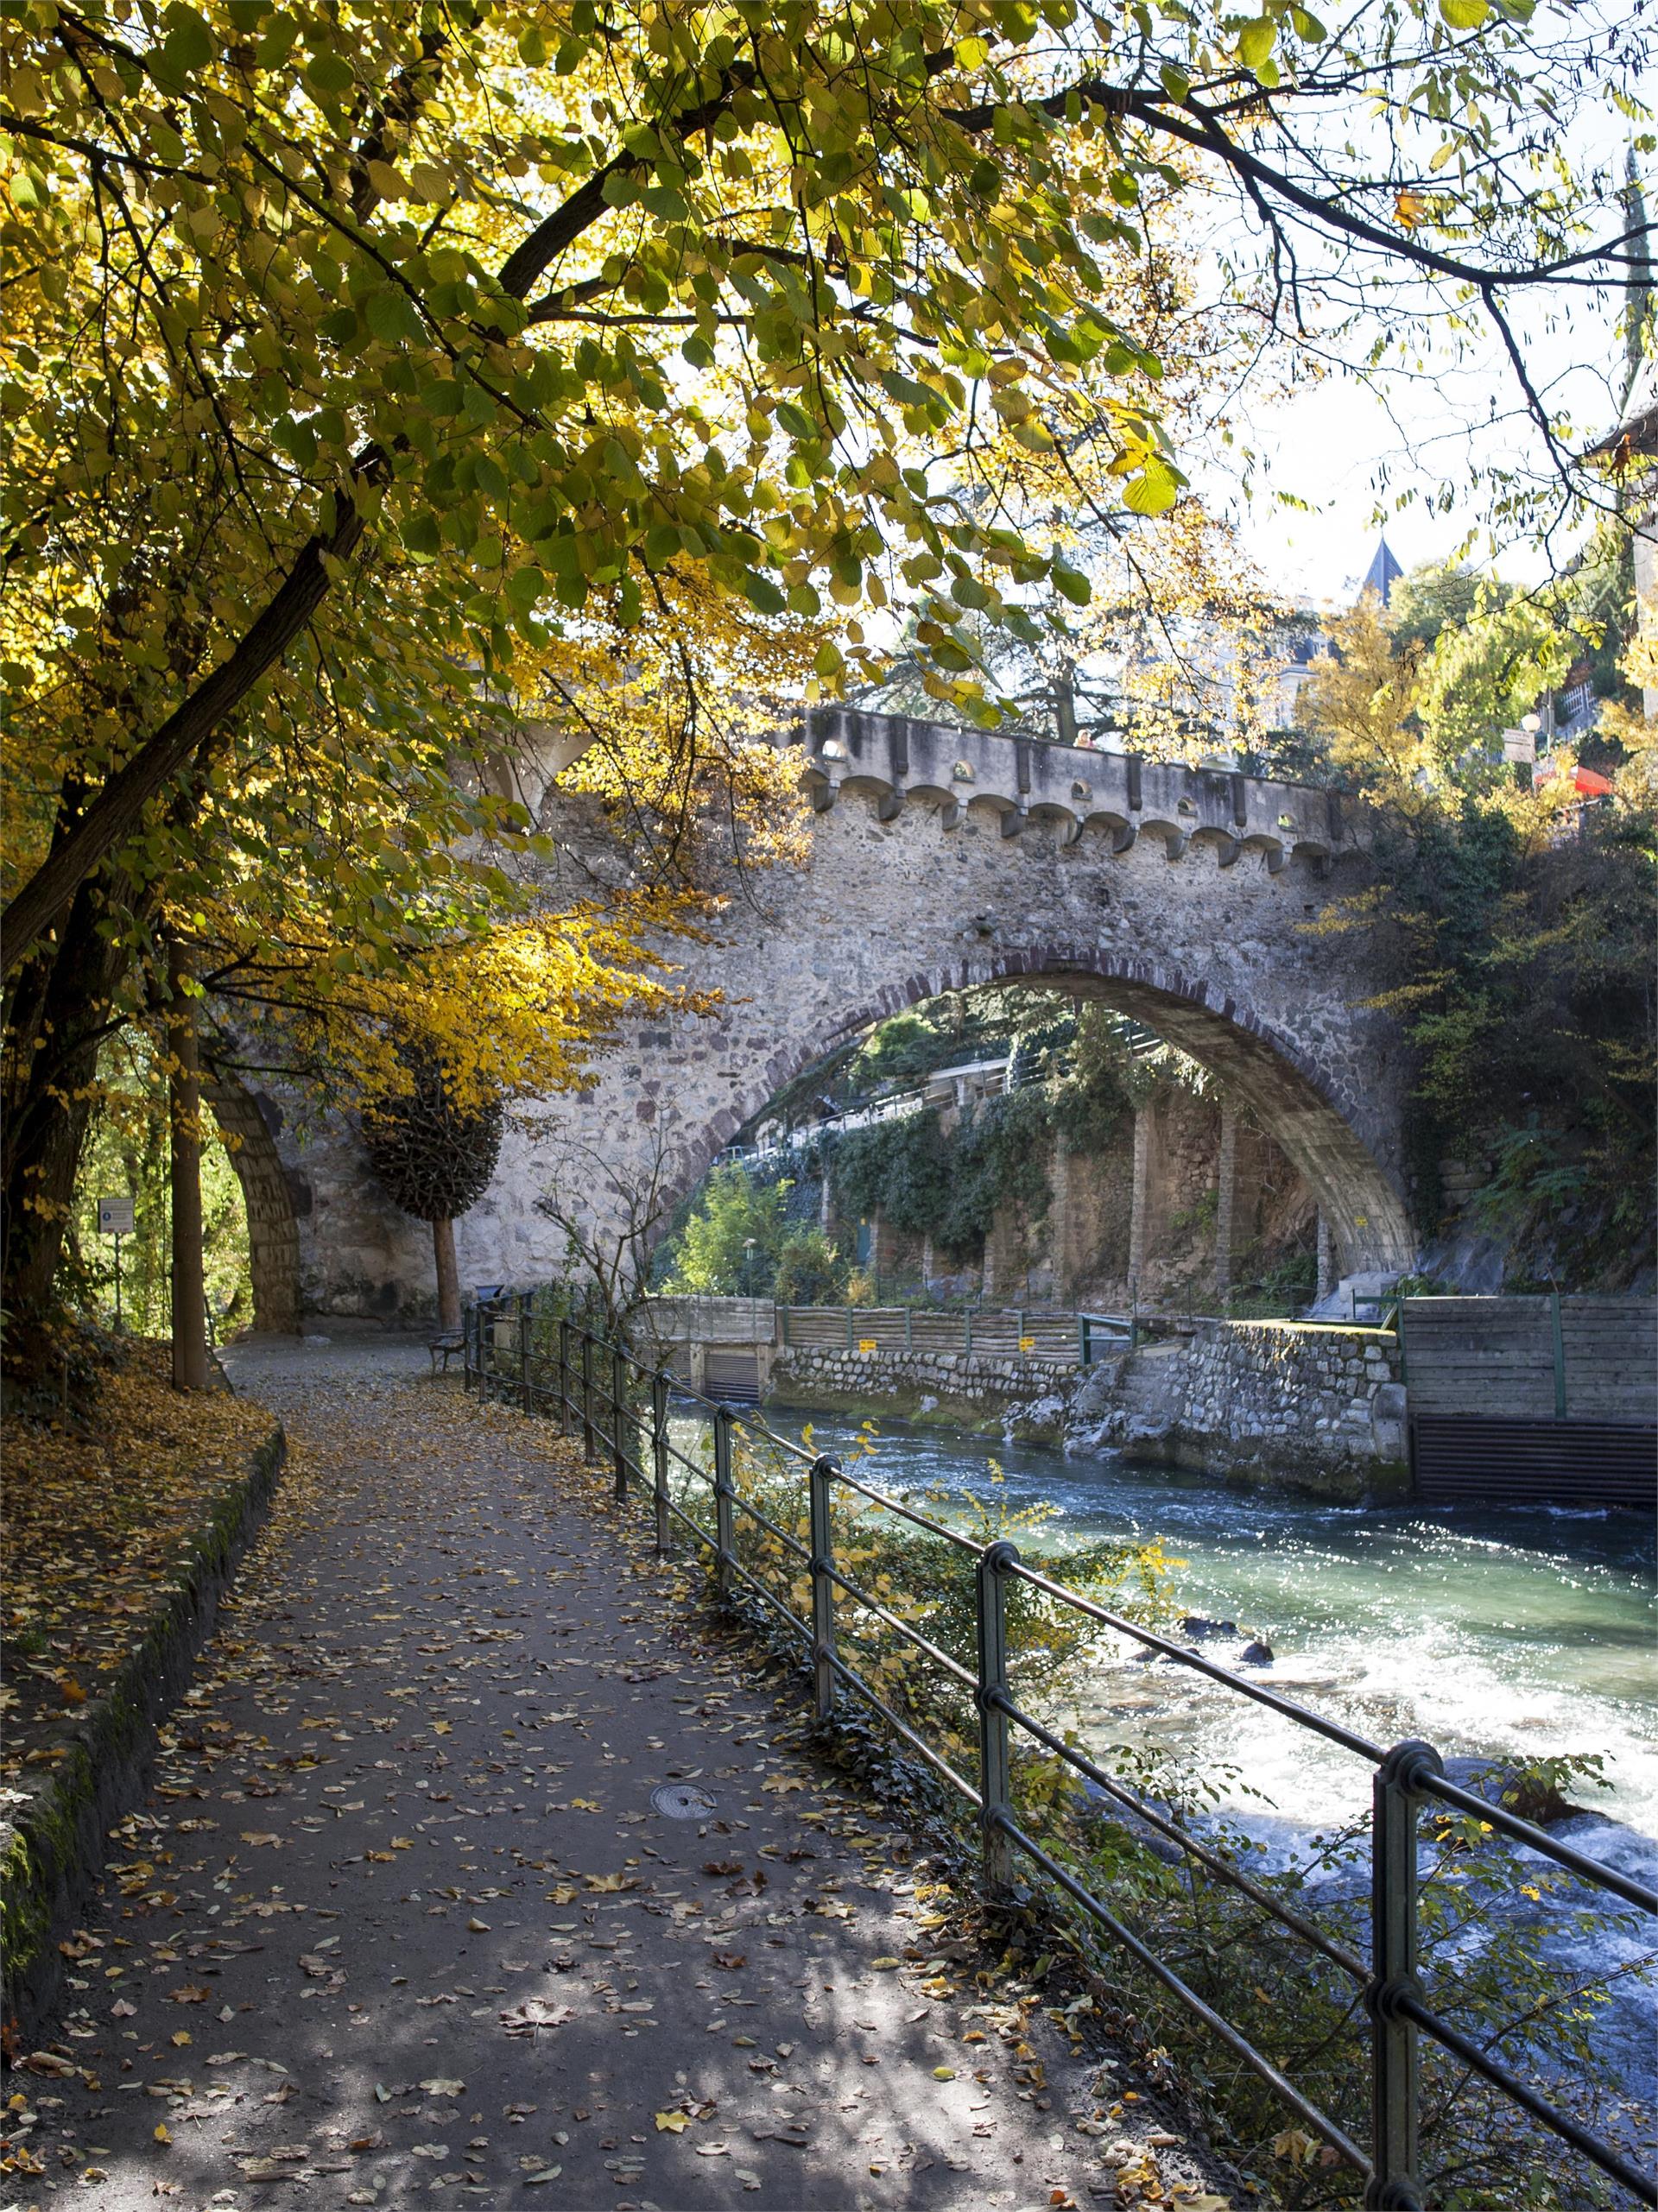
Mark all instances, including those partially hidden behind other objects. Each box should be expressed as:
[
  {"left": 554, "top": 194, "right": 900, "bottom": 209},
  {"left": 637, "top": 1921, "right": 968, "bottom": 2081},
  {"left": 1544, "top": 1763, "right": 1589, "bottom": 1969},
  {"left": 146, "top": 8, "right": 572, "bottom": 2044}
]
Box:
[
  {"left": 1206, "top": 143, "right": 1642, "bottom": 610},
  {"left": 1224, "top": 315, "right": 1630, "bottom": 608}
]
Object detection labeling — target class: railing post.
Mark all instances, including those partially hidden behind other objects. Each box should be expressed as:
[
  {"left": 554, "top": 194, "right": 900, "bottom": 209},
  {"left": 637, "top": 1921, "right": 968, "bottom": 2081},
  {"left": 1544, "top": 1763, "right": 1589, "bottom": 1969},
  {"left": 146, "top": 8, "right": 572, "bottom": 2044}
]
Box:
[
  {"left": 963, "top": 1307, "right": 973, "bottom": 1360},
  {"left": 519, "top": 1291, "right": 533, "bottom": 1412},
  {"left": 556, "top": 1318, "right": 570, "bottom": 1435},
  {"left": 781, "top": 1304, "right": 790, "bottom": 1348},
  {"left": 845, "top": 1305, "right": 854, "bottom": 1351},
  {"left": 1550, "top": 1289, "right": 1566, "bottom": 1419},
  {"left": 1364, "top": 1739, "right": 1440, "bottom": 2209},
  {"left": 651, "top": 1372, "right": 671, "bottom": 1554},
  {"left": 611, "top": 1341, "right": 629, "bottom": 1503},
  {"left": 580, "top": 1330, "right": 596, "bottom": 1462},
  {"left": 975, "top": 1539, "right": 1020, "bottom": 1897},
  {"left": 712, "top": 1405, "right": 737, "bottom": 1601},
  {"left": 1077, "top": 1313, "right": 1087, "bottom": 1368},
  {"left": 904, "top": 1305, "right": 912, "bottom": 1352},
  {"left": 808, "top": 1455, "right": 838, "bottom": 1721}
]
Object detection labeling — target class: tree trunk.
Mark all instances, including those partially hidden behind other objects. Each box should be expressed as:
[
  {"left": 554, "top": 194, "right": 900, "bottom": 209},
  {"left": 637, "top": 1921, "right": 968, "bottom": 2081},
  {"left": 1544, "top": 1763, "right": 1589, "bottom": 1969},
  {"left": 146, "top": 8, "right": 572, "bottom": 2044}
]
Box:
[
  {"left": 433, "top": 1216, "right": 461, "bottom": 1334},
  {"left": 1, "top": 875, "right": 134, "bottom": 1360},
  {"left": 168, "top": 939, "right": 212, "bottom": 1392}
]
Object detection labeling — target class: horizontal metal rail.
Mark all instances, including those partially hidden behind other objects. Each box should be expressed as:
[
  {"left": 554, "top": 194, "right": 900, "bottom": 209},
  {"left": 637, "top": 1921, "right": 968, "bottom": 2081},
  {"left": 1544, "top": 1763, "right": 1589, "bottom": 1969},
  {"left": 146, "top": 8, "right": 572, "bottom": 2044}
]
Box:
[
  {"left": 1395, "top": 1991, "right": 1655, "bottom": 2202},
  {"left": 993, "top": 1691, "right": 1369, "bottom": 1983},
  {"left": 831, "top": 1462, "right": 985, "bottom": 1553},
  {"left": 465, "top": 1308, "right": 1656, "bottom": 2208},
  {"left": 1414, "top": 1772, "right": 1658, "bottom": 1913},
  {"left": 822, "top": 1564, "right": 980, "bottom": 1694},
  {"left": 997, "top": 1812, "right": 1372, "bottom": 2176},
  {"left": 825, "top": 1648, "right": 983, "bottom": 1807},
  {"left": 1006, "top": 1558, "right": 1389, "bottom": 1763}
]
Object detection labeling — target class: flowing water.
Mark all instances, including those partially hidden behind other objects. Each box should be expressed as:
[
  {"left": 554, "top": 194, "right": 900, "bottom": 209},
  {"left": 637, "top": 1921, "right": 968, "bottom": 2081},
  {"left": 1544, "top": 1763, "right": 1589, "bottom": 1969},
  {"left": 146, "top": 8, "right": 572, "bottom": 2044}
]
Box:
[
  {"left": 760, "top": 1407, "right": 1658, "bottom": 1847},
  {"left": 668, "top": 1400, "right": 1657, "bottom": 2137}
]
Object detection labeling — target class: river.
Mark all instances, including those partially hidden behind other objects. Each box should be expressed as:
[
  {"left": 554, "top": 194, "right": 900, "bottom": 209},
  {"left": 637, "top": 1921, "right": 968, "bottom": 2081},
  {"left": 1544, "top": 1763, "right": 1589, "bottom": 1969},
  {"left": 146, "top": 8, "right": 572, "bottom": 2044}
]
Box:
[{"left": 759, "top": 1406, "right": 1658, "bottom": 1846}]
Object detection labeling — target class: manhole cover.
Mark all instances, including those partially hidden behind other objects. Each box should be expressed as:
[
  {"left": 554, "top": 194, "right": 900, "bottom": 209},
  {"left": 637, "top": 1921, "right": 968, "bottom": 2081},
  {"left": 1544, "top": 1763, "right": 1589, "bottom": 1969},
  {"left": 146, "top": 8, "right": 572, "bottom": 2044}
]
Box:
[{"left": 651, "top": 1783, "right": 716, "bottom": 1821}]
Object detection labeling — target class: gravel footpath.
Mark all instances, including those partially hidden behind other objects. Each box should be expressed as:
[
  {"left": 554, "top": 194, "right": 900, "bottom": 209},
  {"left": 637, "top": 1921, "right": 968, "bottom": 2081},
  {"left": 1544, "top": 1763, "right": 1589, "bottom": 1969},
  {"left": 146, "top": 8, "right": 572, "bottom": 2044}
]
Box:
[{"left": 6, "top": 1334, "right": 1231, "bottom": 2212}]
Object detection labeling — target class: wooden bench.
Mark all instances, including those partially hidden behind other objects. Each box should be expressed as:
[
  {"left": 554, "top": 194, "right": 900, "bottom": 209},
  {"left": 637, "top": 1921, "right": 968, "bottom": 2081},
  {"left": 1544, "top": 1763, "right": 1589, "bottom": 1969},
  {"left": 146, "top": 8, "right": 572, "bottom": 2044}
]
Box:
[{"left": 429, "top": 1330, "right": 465, "bottom": 1375}]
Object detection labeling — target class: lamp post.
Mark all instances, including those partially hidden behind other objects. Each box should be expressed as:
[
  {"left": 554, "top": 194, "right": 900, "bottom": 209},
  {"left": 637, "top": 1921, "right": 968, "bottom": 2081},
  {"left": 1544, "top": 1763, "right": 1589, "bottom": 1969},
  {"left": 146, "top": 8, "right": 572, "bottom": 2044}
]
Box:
[{"left": 742, "top": 1236, "right": 757, "bottom": 1299}]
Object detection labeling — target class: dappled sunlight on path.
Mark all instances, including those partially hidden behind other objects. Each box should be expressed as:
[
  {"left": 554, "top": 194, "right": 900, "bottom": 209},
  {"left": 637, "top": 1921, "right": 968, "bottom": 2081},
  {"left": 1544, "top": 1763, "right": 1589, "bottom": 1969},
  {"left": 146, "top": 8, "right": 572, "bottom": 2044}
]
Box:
[{"left": 16, "top": 1334, "right": 1230, "bottom": 2210}]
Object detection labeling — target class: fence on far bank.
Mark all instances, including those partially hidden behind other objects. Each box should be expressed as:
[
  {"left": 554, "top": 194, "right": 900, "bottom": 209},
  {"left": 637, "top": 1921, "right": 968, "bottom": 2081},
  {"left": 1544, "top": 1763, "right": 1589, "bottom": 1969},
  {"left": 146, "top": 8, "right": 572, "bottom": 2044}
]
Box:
[{"left": 637, "top": 1296, "right": 1143, "bottom": 1368}]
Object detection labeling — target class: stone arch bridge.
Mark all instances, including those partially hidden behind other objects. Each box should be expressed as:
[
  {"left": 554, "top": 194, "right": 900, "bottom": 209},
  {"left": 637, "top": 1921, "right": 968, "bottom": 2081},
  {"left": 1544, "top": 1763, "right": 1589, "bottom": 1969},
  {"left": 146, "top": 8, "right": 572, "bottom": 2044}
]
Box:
[{"left": 220, "top": 711, "right": 1419, "bottom": 1325}]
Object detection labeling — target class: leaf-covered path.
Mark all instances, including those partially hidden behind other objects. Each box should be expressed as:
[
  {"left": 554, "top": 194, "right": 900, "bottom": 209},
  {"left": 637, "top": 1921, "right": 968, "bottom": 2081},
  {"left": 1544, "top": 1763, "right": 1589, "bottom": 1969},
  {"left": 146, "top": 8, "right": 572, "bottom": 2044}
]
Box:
[{"left": 16, "top": 1337, "right": 1228, "bottom": 2211}]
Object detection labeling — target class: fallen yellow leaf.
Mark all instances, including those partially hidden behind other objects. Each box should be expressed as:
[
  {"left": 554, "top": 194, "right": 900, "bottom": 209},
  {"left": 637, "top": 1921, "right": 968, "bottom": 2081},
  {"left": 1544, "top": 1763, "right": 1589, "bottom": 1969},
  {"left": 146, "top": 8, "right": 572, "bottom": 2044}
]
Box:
[
  {"left": 153, "top": 2124, "right": 171, "bottom": 2144},
  {"left": 933, "top": 2067, "right": 955, "bottom": 2081},
  {"left": 655, "top": 2109, "right": 690, "bottom": 2133}
]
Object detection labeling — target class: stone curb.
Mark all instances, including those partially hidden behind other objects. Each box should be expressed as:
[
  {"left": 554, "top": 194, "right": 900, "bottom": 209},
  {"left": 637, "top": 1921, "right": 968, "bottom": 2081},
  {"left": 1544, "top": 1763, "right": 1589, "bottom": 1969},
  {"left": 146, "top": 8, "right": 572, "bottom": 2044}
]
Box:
[{"left": 0, "top": 1418, "right": 287, "bottom": 2045}]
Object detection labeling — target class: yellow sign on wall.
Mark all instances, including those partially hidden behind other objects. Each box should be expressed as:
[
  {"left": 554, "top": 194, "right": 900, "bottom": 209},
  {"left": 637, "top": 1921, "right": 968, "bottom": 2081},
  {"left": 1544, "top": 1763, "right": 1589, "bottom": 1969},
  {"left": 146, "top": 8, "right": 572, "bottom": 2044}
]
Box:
[{"left": 858, "top": 1338, "right": 877, "bottom": 1353}]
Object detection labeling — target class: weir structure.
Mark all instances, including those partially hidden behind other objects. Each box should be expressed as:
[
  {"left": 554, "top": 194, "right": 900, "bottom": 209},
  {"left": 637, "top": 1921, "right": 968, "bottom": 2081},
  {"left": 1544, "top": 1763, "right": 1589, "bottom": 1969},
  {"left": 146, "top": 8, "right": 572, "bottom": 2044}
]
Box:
[{"left": 212, "top": 710, "right": 1421, "bottom": 1326}]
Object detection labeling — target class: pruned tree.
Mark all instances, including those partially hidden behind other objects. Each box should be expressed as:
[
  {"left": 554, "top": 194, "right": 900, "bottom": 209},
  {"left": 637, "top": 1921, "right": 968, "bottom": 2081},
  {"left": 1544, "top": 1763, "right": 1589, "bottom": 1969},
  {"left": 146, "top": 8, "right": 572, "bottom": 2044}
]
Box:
[{"left": 362, "top": 1065, "right": 505, "bottom": 1336}]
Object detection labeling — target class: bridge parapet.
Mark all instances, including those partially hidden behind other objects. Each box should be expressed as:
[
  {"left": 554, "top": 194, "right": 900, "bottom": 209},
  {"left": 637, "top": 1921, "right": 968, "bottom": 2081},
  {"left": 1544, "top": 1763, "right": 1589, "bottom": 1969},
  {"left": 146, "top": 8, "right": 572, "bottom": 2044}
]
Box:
[{"left": 792, "top": 707, "right": 1351, "bottom": 873}]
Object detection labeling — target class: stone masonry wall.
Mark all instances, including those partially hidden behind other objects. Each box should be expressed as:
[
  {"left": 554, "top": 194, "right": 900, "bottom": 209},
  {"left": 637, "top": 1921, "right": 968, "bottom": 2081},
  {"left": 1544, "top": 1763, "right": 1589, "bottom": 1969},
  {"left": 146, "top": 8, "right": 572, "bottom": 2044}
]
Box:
[
  {"left": 768, "top": 1344, "right": 1073, "bottom": 1444},
  {"left": 773, "top": 1319, "right": 1409, "bottom": 1500},
  {"left": 1071, "top": 1321, "right": 1408, "bottom": 1501}
]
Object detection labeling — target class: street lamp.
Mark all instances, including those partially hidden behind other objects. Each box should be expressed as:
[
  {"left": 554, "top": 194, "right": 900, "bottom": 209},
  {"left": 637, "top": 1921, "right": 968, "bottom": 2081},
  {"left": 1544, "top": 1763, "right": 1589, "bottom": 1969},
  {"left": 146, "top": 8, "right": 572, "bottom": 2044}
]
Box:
[{"left": 742, "top": 1236, "right": 757, "bottom": 1297}]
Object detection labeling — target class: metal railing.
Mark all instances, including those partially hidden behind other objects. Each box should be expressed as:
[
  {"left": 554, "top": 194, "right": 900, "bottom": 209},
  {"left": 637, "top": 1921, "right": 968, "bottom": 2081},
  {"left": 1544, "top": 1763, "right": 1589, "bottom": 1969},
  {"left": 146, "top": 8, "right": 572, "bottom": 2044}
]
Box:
[{"left": 464, "top": 1300, "right": 1655, "bottom": 2209}]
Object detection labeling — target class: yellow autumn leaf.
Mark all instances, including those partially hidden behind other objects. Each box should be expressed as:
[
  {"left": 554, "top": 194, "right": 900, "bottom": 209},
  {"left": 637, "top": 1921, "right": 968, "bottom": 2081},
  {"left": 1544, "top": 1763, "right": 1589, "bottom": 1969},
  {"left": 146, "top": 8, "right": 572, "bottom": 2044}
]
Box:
[
  {"left": 761, "top": 1776, "right": 806, "bottom": 1793},
  {"left": 153, "top": 2123, "right": 171, "bottom": 2144},
  {"left": 654, "top": 2109, "right": 690, "bottom": 2133},
  {"left": 933, "top": 2067, "right": 956, "bottom": 2081}
]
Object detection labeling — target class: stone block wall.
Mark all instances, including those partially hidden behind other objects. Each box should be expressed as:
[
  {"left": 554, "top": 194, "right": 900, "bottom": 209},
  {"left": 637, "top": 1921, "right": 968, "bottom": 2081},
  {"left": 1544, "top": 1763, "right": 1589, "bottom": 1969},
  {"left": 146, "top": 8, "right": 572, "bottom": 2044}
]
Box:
[
  {"left": 1071, "top": 1320, "right": 1408, "bottom": 1500},
  {"left": 768, "top": 1343, "right": 1073, "bottom": 1444}
]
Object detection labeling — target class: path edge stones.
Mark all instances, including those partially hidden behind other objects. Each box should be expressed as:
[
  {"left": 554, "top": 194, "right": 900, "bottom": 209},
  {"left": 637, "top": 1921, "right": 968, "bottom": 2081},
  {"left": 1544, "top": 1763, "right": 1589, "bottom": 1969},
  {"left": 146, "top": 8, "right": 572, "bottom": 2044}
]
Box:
[{"left": 2, "top": 1416, "right": 287, "bottom": 2046}]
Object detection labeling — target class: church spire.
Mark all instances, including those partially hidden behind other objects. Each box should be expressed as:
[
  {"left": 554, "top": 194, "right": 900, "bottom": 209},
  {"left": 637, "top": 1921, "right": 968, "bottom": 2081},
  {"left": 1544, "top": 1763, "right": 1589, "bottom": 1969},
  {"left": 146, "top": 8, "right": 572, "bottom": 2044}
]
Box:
[{"left": 1358, "top": 534, "right": 1402, "bottom": 608}]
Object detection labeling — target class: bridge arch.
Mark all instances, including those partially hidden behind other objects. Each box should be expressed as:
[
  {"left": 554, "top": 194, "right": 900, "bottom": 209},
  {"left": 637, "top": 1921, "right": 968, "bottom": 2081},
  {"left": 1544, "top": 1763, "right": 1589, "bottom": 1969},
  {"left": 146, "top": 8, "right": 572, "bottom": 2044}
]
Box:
[
  {"left": 202, "top": 1069, "right": 303, "bottom": 1332},
  {"left": 656, "top": 946, "right": 1414, "bottom": 1277},
  {"left": 283, "top": 714, "right": 1421, "bottom": 1317}
]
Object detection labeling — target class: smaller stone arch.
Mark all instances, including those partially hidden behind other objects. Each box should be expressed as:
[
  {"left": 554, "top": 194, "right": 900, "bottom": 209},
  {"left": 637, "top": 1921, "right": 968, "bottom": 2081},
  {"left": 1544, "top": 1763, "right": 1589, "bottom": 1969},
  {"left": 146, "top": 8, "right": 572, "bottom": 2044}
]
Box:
[{"left": 202, "top": 1069, "right": 302, "bottom": 1333}]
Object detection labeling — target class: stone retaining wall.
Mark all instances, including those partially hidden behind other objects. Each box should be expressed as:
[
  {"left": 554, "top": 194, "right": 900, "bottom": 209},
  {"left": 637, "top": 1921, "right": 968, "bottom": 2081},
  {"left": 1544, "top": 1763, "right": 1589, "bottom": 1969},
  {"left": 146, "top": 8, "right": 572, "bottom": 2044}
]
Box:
[
  {"left": 773, "top": 1321, "right": 1409, "bottom": 1500},
  {"left": 1072, "top": 1320, "right": 1408, "bottom": 1500},
  {"left": 1, "top": 1420, "right": 288, "bottom": 2043},
  {"left": 767, "top": 1344, "right": 1073, "bottom": 1444}
]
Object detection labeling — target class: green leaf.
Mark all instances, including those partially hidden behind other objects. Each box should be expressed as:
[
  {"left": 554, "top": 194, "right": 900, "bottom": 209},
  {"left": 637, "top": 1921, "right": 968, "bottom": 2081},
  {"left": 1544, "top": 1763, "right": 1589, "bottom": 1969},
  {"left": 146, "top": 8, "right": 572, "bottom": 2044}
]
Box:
[
  {"left": 1439, "top": 0, "right": 1489, "bottom": 24},
  {"left": 1236, "top": 16, "right": 1277, "bottom": 67},
  {"left": 1052, "top": 565, "right": 1092, "bottom": 606},
  {"left": 160, "top": 3, "right": 214, "bottom": 73},
  {"left": 1289, "top": 6, "right": 1327, "bottom": 37},
  {"left": 739, "top": 569, "right": 788, "bottom": 616},
  {"left": 306, "top": 47, "right": 358, "bottom": 97},
  {"left": 365, "top": 288, "right": 420, "bottom": 346}
]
